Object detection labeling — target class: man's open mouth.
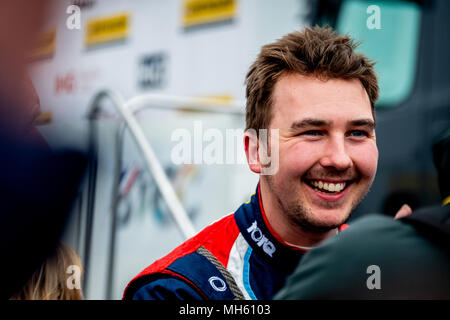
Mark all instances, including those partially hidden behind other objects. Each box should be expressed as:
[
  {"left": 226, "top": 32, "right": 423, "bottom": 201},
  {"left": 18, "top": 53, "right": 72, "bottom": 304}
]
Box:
[{"left": 305, "top": 179, "right": 354, "bottom": 194}]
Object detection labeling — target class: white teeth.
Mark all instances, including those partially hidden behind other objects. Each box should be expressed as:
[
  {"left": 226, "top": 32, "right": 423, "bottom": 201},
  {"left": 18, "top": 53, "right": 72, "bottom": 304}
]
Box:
[{"left": 310, "top": 180, "right": 346, "bottom": 193}]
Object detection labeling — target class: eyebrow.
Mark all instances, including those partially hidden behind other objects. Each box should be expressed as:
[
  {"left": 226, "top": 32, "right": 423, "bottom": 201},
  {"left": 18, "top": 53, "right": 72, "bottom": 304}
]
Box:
[
  {"left": 290, "top": 118, "right": 330, "bottom": 130},
  {"left": 289, "top": 118, "right": 376, "bottom": 131},
  {"left": 348, "top": 119, "right": 376, "bottom": 130}
]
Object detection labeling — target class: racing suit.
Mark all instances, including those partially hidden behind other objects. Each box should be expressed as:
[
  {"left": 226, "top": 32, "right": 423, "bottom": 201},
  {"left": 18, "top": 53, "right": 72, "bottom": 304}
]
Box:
[{"left": 123, "top": 184, "right": 347, "bottom": 300}]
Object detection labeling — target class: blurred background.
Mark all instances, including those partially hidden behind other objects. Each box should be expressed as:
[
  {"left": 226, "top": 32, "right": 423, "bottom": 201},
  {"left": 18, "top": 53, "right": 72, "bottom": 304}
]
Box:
[{"left": 25, "top": 0, "right": 449, "bottom": 299}]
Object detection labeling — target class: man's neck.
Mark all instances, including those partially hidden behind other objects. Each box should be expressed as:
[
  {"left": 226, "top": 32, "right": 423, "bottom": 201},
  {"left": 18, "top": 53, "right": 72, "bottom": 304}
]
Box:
[{"left": 259, "top": 179, "right": 337, "bottom": 248}]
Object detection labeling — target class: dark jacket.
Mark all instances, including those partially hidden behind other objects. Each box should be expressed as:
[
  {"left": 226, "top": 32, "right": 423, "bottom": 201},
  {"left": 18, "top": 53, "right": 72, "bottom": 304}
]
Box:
[{"left": 276, "top": 204, "right": 450, "bottom": 299}]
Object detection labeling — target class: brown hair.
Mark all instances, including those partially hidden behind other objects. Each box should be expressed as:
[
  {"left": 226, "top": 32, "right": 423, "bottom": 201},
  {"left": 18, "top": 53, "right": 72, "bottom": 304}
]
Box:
[
  {"left": 10, "top": 243, "right": 83, "bottom": 300},
  {"left": 245, "top": 25, "right": 378, "bottom": 133}
]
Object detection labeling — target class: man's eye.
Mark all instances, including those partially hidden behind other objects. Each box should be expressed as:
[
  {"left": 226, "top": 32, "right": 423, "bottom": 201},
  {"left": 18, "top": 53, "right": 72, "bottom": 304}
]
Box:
[
  {"left": 301, "top": 130, "right": 323, "bottom": 136},
  {"left": 348, "top": 130, "right": 369, "bottom": 137}
]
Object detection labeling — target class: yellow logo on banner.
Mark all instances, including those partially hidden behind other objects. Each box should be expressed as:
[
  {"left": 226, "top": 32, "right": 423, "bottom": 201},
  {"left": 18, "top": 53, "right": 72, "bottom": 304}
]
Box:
[
  {"left": 183, "top": 0, "right": 236, "bottom": 28},
  {"left": 178, "top": 94, "right": 234, "bottom": 114},
  {"left": 85, "top": 12, "right": 129, "bottom": 47},
  {"left": 34, "top": 111, "right": 53, "bottom": 126},
  {"left": 29, "top": 28, "right": 56, "bottom": 60}
]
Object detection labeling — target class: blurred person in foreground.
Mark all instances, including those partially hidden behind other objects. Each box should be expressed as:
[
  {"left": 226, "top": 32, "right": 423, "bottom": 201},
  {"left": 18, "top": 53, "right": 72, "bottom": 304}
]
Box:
[
  {"left": 123, "top": 26, "right": 409, "bottom": 300},
  {"left": 10, "top": 243, "right": 83, "bottom": 300},
  {"left": 0, "top": 0, "right": 87, "bottom": 299},
  {"left": 275, "top": 130, "right": 450, "bottom": 299}
]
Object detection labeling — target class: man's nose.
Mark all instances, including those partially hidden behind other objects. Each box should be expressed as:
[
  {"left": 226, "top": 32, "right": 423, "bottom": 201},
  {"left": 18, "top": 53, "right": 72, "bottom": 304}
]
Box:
[{"left": 319, "top": 136, "right": 352, "bottom": 170}]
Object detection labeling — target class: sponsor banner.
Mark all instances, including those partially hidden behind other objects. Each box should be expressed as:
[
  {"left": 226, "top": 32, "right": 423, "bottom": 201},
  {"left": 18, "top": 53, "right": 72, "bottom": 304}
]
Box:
[
  {"left": 182, "top": 0, "right": 236, "bottom": 28},
  {"left": 201, "top": 94, "right": 233, "bottom": 103},
  {"left": 85, "top": 12, "right": 129, "bottom": 47},
  {"left": 71, "top": 0, "right": 96, "bottom": 9},
  {"left": 138, "top": 53, "right": 167, "bottom": 89},
  {"left": 34, "top": 111, "right": 53, "bottom": 126},
  {"left": 29, "top": 28, "right": 56, "bottom": 61},
  {"left": 185, "top": 94, "right": 234, "bottom": 105},
  {"left": 54, "top": 69, "right": 101, "bottom": 95},
  {"left": 179, "top": 94, "right": 234, "bottom": 113},
  {"left": 55, "top": 72, "right": 76, "bottom": 95}
]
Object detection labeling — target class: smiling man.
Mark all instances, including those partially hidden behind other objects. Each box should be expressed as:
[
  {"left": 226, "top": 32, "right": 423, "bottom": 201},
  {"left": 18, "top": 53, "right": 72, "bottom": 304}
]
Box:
[
  {"left": 123, "top": 26, "right": 380, "bottom": 300},
  {"left": 249, "top": 74, "right": 378, "bottom": 248}
]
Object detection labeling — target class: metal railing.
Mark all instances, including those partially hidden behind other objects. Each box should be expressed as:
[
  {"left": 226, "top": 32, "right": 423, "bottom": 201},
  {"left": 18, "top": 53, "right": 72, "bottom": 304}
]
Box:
[{"left": 85, "top": 90, "right": 245, "bottom": 298}]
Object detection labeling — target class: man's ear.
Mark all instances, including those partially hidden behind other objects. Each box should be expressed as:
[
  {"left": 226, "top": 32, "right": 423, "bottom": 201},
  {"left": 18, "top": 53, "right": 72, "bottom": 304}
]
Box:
[{"left": 244, "top": 129, "right": 262, "bottom": 174}]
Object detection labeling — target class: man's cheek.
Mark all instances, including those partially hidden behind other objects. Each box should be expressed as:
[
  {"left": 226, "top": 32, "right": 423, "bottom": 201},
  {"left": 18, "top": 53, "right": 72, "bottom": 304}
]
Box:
[
  {"left": 283, "top": 145, "right": 318, "bottom": 170},
  {"left": 280, "top": 156, "right": 310, "bottom": 179},
  {"left": 356, "top": 145, "right": 378, "bottom": 178}
]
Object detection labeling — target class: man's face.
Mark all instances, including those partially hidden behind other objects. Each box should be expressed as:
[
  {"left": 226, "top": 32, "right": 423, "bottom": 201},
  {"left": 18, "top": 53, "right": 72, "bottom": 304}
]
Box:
[{"left": 264, "top": 73, "right": 378, "bottom": 231}]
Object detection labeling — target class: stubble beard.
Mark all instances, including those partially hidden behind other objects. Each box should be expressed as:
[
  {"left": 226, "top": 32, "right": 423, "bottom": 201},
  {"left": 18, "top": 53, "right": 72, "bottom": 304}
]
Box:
[{"left": 265, "top": 174, "right": 368, "bottom": 233}]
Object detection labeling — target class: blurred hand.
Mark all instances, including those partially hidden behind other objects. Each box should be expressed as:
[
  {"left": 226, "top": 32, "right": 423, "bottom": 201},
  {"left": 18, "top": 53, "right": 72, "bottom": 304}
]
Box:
[{"left": 394, "top": 204, "right": 412, "bottom": 219}]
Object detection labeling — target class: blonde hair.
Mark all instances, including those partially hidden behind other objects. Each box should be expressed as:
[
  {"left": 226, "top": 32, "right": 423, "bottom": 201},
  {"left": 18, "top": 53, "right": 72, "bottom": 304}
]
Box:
[{"left": 10, "top": 243, "right": 83, "bottom": 300}]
